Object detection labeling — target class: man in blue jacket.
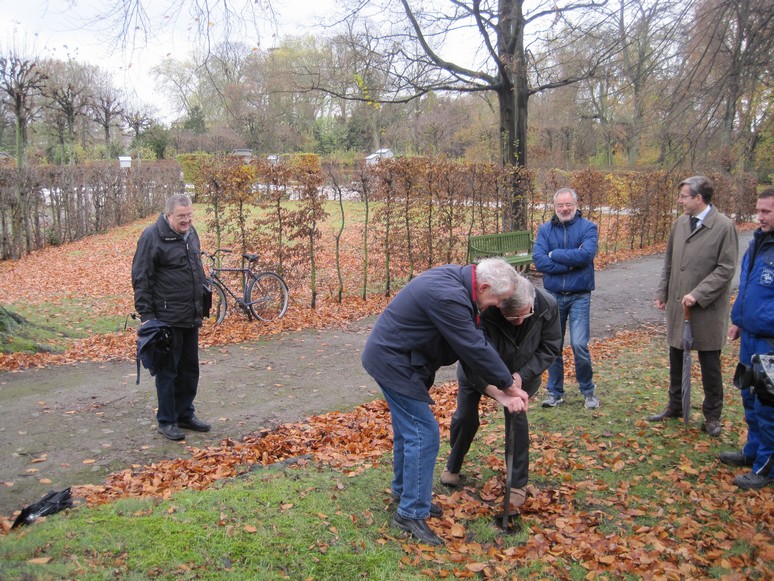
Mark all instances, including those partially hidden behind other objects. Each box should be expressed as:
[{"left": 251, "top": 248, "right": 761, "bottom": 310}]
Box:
[
  {"left": 532, "top": 188, "right": 600, "bottom": 409},
  {"left": 719, "top": 188, "right": 774, "bottom": 489},
  {"left": 362, "top": 258, "right": 526, "bottom": 546}
]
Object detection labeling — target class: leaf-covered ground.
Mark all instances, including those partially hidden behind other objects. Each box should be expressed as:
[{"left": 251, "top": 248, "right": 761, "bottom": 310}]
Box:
[
  {"left": 0, "top": 214, "right": 669, "bottom": 372},
  {"left": 2, "top": 329, "right": 768, "bottom": 578},
  {"left": 1, "top": 218, "right": 769, "bottom": 578}
]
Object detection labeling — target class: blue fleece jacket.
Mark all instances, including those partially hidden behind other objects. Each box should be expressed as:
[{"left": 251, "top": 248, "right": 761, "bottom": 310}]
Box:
[{"left": 532, "top": 211, "right": 598, "bottom": 293}]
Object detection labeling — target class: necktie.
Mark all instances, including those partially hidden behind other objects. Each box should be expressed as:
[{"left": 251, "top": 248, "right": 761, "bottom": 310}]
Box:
[{"left": 690, "top": 217, "right": 699, "bottom": 232}]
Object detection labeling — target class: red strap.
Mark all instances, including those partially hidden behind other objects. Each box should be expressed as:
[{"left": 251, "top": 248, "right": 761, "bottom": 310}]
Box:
[{"left": 471, "top": 264, "right": 480, "bottom": 325}]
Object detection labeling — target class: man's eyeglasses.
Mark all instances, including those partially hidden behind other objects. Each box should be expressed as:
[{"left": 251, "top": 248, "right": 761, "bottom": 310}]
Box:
[{"left": 505, "top": 304, "right": 534, "bottom": 321}]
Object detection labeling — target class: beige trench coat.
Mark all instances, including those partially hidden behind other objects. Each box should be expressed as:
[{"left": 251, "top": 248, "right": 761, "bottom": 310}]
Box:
[{"left": 656, "top": 206, "right": 739, "bottom": 350}]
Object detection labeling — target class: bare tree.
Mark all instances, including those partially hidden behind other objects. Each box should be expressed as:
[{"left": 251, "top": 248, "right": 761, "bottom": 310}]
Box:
[
  {"left": 300, "top": 1, "right": 618, "bottom": 227},
  {"left": 91, "top": 76, "right": 126, "bottom": 160},
  {"left": 41, "top": 59, "right": 94, "bottom": 165},
  {"left": 692, "top": 0, "right": 774, "bottom": 170},
  {"left": 123, "top": 101, "right": 156, "bottom": 139},
  {"left": 0, "top": 52, "right": 47, "bottom": 167},
  {"left": 87, "top": 1, "right": 272, "bottom": 54},
  {"left": 615, "top": 0, "right": 693, "bottom": 166}
]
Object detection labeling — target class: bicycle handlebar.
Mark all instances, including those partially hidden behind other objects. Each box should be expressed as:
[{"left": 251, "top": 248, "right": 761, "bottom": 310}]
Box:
[
  {"left": 210, "top": 248, "right": 232, "bottom": 255},
  {"left": 201, "top": 248, "right": 233, "bottom": 261}
]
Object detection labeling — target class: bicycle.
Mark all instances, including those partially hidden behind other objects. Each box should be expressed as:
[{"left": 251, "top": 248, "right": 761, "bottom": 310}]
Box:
[{"left": 202, "top": 249, "right": 289, "bottom": 324}]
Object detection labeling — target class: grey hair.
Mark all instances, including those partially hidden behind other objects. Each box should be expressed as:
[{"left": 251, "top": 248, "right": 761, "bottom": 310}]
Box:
[
  {"left": 678, "top": 176, "right": 714, "bottom": 203},
  {"left": 475, "top": 257, "right": 520, "bottom": 297},
  {"left": 165, "top": 193, "right": 193, "bottom": 214},
  {"left": 553, "top": 188, "right": 578, "bottom": 202},
  {"left": 500, "top": 273, "right": 535, "bottom": 316}
]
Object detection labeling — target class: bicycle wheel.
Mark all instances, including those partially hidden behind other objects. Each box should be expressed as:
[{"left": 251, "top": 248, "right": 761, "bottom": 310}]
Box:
[
  {"left": 247, "top": 272, "right": 289, "bottom": 321},
  {"left": 207, "top": 281, "right": 228, "bottom": 325}
]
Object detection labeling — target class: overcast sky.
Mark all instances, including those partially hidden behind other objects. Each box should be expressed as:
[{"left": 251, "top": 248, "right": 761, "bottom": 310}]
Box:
[{"left": 1, "top": 0, "right": 333, "bottom": 122}]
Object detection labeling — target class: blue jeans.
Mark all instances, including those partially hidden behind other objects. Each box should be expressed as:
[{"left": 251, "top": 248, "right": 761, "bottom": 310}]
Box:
[
  {"left": 546, "top": 291, "right": 595, "bottom": 397},
  {"left": 380, "top": 385, "right": 439, "bottom": 520}
]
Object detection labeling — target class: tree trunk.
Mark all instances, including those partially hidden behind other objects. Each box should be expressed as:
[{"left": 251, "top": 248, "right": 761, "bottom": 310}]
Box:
[{"left": 498, "top": 0, "right": 528, "bottom": 231}]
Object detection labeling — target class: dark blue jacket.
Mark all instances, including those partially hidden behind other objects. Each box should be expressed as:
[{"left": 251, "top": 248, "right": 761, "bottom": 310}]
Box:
[
  {"left": 361, "top": 264, "right": 514, "bottom": 403},
  {"left": 731, "top": 230, "right": 774, "bottom": 364},
  {"left": 532, "top": 211, "right": 598, "bottom": 293}
]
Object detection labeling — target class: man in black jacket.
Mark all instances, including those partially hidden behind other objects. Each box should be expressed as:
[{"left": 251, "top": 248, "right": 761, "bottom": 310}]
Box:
[
  {"left": 132, "top": 193, "right": 211, "bottom": 441},
  {"left": 441, "top": 274, "right": 561, "bottom": 508}
]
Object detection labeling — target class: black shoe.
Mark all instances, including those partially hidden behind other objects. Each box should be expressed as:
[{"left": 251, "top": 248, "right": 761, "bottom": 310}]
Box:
[
  {"left": 646, "top": 408, "right": 681, "bottom": 422},
  {"left": 718, "top": 450, "right": 754, "bottom": 467},
  {"left": 177, "top": 415, "right": 211, "bottom": 432},
  {"left": 158, "top": 423, "right": 185, "bottom": 440},
  {"left": 732, "top": 472, "right": 773, "bottom": 490},
  {"left": 391, "top": 512, "right": 444, "bottom": 546},
  {"left": 390, "top": 493, "right": 442, "bottom": 517}
]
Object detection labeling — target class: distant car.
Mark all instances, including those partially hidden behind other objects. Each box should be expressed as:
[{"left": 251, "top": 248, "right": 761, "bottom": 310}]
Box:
[
  {"left": 365, "top": 148, "right": 394, "bottom": 164},
  {"left": 232, "top": 149, "right": 253, "bottom": 158}
]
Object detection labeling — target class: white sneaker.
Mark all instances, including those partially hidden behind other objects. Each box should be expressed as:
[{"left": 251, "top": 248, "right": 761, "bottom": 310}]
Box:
[
  {"left": 541, "top": 394, "right": 564, "bottom": 407},
  {"left": 585, "top": 394, "right": 600, "bottom": 409}
]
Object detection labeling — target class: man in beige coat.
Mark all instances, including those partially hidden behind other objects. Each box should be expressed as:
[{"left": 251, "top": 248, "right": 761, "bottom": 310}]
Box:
[{"left": 647, "top": 176, "right": 738, "bottom": 436}]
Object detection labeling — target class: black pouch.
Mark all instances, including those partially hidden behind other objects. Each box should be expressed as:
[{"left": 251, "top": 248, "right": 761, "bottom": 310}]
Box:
[
  {"left": 751, "top": 354, "right": 774, "bottom": 407},
  {"left": 733, "top": 362, "right": 753, "bottom": 389},
  {"left": 203, "top": 284, "right": 213, "bottom": 318}
]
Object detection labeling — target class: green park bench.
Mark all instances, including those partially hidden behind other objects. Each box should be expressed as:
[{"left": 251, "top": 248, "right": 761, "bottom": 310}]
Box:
[{"left": 467, "top": 230, "right": 533, "bottom": 272}]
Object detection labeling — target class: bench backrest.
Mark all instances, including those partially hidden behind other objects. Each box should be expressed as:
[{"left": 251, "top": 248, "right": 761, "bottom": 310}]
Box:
[{"left": 468, "top": 231, "right": 532, "bottom": 260}]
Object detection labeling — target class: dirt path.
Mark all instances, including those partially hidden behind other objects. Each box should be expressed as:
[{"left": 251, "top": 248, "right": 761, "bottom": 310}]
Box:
[{"left": 0, "top": 234, "right": 751, "bottom": 518}]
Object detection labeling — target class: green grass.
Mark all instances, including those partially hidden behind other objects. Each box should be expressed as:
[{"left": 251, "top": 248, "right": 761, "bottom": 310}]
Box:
[
  {"left": 13, "top": 298, "right": 130, "bottom": 336},
  {"left": 1, "top": 299, "right": 128, "bottom": 354},
  {"left": 0, "top": 306, "right": 68, "bottom": 354}
]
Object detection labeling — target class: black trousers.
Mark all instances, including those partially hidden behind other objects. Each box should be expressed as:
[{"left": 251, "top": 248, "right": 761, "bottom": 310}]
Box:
[
  {"left": 668, "top": 347, "right": 723, "bottom": 421},
  {"left": 445, "top": 379, "right": 536, "bottom": 489},
  {"left": 155, "top": 326, "right": 200, "bottom": 425}
]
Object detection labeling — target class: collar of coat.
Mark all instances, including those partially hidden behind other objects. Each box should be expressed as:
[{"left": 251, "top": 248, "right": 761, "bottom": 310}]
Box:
[
  {"left": 155, "top": 212, "right": 192, "bottom": 242},
  {"left": 551, "top": 209, "right": 583, "bottom": 226},
  {"left": 684, "top": 204, "right": 718, "bottom": 232}
]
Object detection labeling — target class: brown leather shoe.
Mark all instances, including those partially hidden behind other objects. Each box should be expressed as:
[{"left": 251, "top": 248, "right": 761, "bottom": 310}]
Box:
[
  {"left": 703, "top": 419, "right": 722, "bottom": 437},
  {"left": 509, "top": 487, "right": 527, "bottom": 510},
  {"left": 440, "top": 468, "right": 460, "bottom": 487},
  {"left": 646, "top": 408, "right": 681, "bottom": 422}
]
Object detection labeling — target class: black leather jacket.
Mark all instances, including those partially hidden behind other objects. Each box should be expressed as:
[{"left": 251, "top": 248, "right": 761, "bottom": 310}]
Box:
[
  {"left": 131, "top": 213, "right": 206, "bottom": 326},
  {"left": 458, "top": 287, "right": 562, "bottom": 397}
]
